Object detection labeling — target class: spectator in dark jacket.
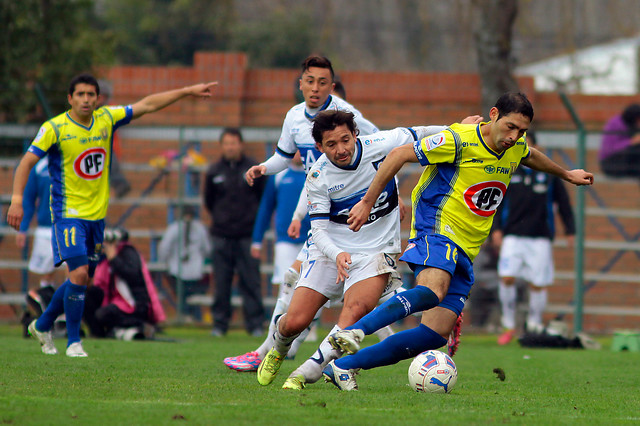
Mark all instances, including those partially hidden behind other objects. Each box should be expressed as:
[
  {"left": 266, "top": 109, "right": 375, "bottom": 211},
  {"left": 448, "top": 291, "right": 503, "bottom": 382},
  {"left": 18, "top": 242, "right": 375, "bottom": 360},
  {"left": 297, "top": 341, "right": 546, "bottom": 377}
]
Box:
[
  {"left": 599, "top": 103, "right": 640, "bottom": 178},
  {"left": 203, "top": 128, "right": 266, "bottom": 336}
]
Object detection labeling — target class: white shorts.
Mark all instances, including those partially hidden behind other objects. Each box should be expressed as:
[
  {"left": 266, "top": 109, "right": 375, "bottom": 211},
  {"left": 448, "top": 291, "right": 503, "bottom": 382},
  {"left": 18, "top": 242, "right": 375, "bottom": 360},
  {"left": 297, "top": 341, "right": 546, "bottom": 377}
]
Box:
[
  {"left": 296, "top": 252, "right": 402, "bottom": 304},
  {"left": 272, "top": 241, "right": 304, "bottom": 284},
  {"left": 295, "top": 238, "right": 310, "bottom": 263},
  {"left": 28, "top": 227, "right": 56, "bottom": 275},
  {"left": 498, "top": 235, "right": 554, "bottom": 287}
]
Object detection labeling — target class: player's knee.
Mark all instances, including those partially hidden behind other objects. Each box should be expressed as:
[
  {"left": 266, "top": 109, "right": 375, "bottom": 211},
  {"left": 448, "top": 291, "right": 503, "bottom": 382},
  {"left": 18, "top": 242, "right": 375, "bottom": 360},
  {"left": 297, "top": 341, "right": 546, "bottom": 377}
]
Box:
[
  {"left": 340, "top": 300, "right": 371, "bottom": 325},
  {"left": 502, "top": 276, "right": 516, "bottom": 286},
  {"left": 279, "top": 313, "right": 309, "bottom": 337}
]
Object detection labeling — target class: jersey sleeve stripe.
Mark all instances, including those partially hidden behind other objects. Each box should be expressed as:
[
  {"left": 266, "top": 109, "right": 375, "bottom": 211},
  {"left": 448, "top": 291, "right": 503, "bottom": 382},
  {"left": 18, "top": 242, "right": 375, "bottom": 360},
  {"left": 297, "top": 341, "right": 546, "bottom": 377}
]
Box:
[
  {"left": 310, "top": 213, "right": 330, "bottom": 221},
  {"left": 27, "top": 145, "right": 46, "bottom": 157},
  {"left": 113, "top": 105, "right": 133, "bottom": 130},
  {"left": 276, "top": 146, "right": 296, "bottom": 158},
  {"left": 406, "top": 127, "right": 419, "bottom": 141}
]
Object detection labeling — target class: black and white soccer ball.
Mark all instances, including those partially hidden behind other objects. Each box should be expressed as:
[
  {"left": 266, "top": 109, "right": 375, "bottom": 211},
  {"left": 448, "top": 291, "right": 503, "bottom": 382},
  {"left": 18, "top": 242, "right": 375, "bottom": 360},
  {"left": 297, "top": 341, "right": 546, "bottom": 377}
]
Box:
[{"left": 408, "top": 350, "right": 458, "bottom": 393}]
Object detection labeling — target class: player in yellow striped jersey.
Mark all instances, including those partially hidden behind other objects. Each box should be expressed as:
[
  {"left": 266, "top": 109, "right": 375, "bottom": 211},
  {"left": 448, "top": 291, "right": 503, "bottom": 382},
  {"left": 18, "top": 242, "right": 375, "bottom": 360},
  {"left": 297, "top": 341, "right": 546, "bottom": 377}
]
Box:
[
  {"left": 323, "top": 92, "right": 594, "bottom": 391},
  {"left": 7, "top": 74, "right": 217, "bottom": 357}
]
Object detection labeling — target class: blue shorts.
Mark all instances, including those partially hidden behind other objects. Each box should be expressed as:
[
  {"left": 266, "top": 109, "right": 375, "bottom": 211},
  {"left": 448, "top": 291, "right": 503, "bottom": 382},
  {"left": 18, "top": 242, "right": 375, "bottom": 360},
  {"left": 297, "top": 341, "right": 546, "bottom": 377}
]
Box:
[
  {"left": 400, "top": 233, "right": 474, "bottom": 316},
  {"left": 52, "top": 218, "right": 105, "bottom": 275}
]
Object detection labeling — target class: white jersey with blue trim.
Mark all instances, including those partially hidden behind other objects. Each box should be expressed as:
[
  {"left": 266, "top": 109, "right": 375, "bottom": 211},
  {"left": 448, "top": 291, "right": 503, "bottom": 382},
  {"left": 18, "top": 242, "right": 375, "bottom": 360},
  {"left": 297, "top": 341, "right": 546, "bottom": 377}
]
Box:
[
  {"left": 305, "top": 127, "right": 420, "bottom": 258},
  {"left": 276, "top": 95, "right": 379, "bottom": 173}
]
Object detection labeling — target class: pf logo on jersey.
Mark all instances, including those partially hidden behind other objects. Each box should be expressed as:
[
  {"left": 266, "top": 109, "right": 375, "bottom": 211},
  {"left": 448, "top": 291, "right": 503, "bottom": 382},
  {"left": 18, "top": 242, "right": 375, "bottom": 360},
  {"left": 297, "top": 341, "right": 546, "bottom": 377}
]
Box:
[
  {"left": 463, "top": 181, "right": 507, "bottom": 217},
  {"left": 74, "top": 147, "right": 107, "bottom": 180}
]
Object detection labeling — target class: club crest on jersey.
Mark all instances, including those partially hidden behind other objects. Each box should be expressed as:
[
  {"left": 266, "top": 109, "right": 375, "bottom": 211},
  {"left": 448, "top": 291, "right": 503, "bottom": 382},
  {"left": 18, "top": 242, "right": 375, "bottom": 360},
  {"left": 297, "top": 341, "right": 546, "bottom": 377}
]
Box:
[
  {"left": 463, "top": 181, "right": 507, "bottom": 217},
  {"left": 74, "top": 147, "right": 107, "bottom": 180},
  {"left": 424, "top": 134, "right": 445, "bottom": 151}
]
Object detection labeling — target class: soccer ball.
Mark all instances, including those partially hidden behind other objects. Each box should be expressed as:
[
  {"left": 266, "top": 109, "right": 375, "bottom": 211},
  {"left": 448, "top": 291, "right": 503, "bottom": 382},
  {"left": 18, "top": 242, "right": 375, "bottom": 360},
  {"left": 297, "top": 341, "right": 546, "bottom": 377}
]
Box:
[{"left": 408, "top": 350, "right": 458, "bottom": 393}]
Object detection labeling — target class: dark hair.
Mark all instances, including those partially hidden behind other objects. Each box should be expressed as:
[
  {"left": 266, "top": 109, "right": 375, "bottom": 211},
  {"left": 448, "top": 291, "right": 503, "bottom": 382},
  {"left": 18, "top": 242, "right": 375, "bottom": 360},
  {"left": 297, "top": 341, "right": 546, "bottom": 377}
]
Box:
[
  {"left": 621, "top": 103, "right": 640, "bottom": 129},
  {"left": 494, "top": 92, "right": 534, "bottom": 122},
  {"left": 301, "top": 56, "right": 334, "bottom": 81},
  {"left": 312, "top": 110, "right": 357, "bottom": 144},
  {"left": 220, "top": 127, "right": 243, "bottom": 143},
  {"left": 69, "top": 74, "right": 100, "bottom": 97},
  {"left": 333, "top": 80, "right": 347, "bottom": 100}
]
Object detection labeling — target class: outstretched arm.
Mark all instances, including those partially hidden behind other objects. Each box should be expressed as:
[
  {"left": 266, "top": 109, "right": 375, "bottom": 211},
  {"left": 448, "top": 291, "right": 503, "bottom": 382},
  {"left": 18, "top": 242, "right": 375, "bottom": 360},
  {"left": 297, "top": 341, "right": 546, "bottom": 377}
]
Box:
[
  {"left": 347, "top": 143, "right": 418, "bottom": 232},
  {"left": 521, "top": 147, "right": 594, "bottom": 186},
  {"left": 131, "top": 82, "right": 218, "bottom": 120}
]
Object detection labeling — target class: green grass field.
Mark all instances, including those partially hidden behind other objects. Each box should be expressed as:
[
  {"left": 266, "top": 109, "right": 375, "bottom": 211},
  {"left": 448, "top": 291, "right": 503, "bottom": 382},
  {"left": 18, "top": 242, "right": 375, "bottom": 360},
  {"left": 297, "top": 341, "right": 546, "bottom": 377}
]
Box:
[{"left": 1, "top": 324, "right": 638, "bottom": 425}]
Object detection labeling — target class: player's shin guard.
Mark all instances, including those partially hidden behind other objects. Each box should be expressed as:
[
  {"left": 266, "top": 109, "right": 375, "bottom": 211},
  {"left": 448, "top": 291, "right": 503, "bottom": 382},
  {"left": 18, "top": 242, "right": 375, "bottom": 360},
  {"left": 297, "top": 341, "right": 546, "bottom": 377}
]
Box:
[
  {"left": 346, "top": 286, "right": 440, "bottom": 335},
  {"left": 273, "top": 316, "right": 299, "bottom": 356},
  {"left": 336, "top": 324, "right": 446, "bottom": 371},
  {"left": 293, "top": 325, "right": 342, "bottom": 383},
  {"left": 36, "top": 280, "right": 69, "bottom": 332},
  {"left": 64, "top": 283, "right": 86, "bottom": 345}
]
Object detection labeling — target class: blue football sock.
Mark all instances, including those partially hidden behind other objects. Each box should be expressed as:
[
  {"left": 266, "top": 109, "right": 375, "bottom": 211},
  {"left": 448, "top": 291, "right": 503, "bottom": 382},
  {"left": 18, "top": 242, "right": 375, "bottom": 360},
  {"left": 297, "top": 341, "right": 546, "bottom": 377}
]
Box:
[
  {"left": 35, "top": 280, "right": 69, "bottom": 332},
  {"left": 335, "top": 324, "right": 447, "bottom": 370},
  {"left": 346, "top": 286, "right": 440, "bottom": 335},
  {"left": 64, "top": 283, "right": 86, "bottom": 346}
]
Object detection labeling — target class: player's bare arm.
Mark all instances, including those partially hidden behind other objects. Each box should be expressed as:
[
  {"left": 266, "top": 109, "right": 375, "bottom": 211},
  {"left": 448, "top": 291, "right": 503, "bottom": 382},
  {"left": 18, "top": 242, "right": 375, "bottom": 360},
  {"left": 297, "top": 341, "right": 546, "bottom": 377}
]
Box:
[
  {"left": 347, "top": 143, "right": 418, "bottom": 232},
  {"left": 131, "top": 81, "right": 218, "bottom": 119},
  {"left": 7, "top": 152, "right": 40, "bottom": 230},
  {"left": 522, "top": 147, "right": 594, "bottom": 186},
  {"left": 245, "top": 164, "right": 267, "bottom": 186}
]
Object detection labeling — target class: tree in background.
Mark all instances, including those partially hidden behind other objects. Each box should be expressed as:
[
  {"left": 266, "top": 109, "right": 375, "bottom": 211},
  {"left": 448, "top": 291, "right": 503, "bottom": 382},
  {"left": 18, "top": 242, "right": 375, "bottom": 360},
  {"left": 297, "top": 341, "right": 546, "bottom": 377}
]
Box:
[
  {"left": 0, "top": 0, "right": 114, "bottom": 123},
  {"left": 99, "top": 0, "right": 235, "bottom": 66},
  {"left": 472, "top": 0, "right": 520, "bottom": 116}
]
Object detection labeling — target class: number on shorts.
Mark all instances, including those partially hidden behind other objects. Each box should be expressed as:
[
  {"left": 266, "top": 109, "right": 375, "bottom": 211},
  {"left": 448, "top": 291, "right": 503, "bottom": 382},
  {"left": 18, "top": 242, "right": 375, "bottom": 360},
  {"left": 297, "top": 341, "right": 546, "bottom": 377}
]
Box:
[
  {"left": 303, "top": 259, "right": 316, "bottom": 278},
  {"left": 63, "top": 226, "right": 77, "bottom": 247},
  {"left": 445, "top": 243, "right": 458, "bottom": 262}
]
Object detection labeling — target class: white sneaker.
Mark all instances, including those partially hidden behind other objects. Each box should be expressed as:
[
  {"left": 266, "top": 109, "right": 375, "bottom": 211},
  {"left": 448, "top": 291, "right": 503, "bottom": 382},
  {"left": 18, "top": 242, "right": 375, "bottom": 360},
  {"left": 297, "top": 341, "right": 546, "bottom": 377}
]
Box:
[
  {"left": 329, "top": 329, "right": 365, "bottom": 355},
  {"left": 66, "top": 342, "right": 88, "bottom": 357},
  {"left": 322, "top": 360, "right": 358, "bottom": 391},
  {"left": 28, "top": 320, "right": 57, "bottom": 355}
]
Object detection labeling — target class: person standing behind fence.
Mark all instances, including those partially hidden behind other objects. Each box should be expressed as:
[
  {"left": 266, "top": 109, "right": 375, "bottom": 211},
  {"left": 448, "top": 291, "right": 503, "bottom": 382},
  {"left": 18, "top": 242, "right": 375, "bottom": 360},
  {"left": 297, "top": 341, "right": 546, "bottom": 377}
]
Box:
[
  {"left": 204, "top": 127, "right": 266, "bottom": 337},
  {"left": 16, "top": 156, "right": 65, "bottom": 291},
  {"left": 492, "top": 131, "right": 576, "bottom": 345},
  {"left": 158, "top": 205, "right": 211, "bottom": 322}
]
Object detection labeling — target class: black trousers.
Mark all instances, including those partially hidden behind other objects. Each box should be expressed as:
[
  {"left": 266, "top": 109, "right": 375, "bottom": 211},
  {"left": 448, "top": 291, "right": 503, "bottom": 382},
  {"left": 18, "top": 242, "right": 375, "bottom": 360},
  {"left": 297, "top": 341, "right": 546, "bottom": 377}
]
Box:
[
  {"left": 84, "top": 286, "right": 147, "bottom": 337},
  {"left": 211, "top": 235, "right": 265, "bottom": 333},
  {"left": 600, "top": 144, "right": 640, "bottom": 178}
]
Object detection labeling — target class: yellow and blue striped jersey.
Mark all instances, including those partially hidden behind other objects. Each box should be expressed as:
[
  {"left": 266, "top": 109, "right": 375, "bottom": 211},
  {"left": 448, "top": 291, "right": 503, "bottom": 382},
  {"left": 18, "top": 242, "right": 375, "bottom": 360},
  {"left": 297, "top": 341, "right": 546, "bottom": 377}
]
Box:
[
  {"left": 27, "top": 106, "right": 133, "bottom": 221},
  {"left": 410, "top": 122, "right": 530, "bottom": 261}
]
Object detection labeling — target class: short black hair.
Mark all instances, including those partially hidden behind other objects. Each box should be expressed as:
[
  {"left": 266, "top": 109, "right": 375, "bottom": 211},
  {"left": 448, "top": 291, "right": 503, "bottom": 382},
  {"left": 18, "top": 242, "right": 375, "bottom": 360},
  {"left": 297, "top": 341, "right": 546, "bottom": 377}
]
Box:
[
  {"left": 333, "top": 80, "right": 347, "bottom": 100},
  {"left": 495, "top": 92, "right": 534, "bottom": 122},
  {"left": 301, "top": 56, "right": 334, "bottom": 81},
  {"left": 312, "top": 110, "right": 357, "bottom": 144},
  {"left": 69, "top": 74, "right": 100, "bottom": 97},
  {"left": 220, "top": 127, "right": 243, "bottom": 143}
]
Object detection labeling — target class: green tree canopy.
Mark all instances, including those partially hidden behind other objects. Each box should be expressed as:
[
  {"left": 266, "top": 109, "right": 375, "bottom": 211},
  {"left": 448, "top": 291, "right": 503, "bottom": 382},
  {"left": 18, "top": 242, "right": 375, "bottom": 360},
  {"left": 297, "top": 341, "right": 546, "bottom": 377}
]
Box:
[{"left": 0, "top": 0, "right": 115, "bottom": 123}]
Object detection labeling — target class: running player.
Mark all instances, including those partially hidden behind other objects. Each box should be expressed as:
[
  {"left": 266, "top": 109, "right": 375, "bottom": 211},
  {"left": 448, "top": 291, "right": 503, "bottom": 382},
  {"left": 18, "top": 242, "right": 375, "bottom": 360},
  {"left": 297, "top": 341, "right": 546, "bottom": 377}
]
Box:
[
  {"left": 324, "top": 92, "right": 594, "bottom": 390},
  {"left": 225, "top": 56, "right": 379, "bottom": 374},
  {"left": 255, "top": 110, "right": 456, "bottom": 388},
  {"left": 7, "top": 74, "right": 217, "bottom": 357}
]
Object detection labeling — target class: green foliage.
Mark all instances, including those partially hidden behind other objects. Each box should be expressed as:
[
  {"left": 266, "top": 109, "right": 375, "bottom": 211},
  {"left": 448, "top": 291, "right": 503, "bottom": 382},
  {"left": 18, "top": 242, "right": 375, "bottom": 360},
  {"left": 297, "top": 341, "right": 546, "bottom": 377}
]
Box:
[
  {"left": 100, "top": 0, "right": 235, "bottom": 65},
  {"left": 231, "top": 7, "right": 315, "bottom": 68},
  {"left": 0, "top": 325, "right": 636, "bottom": 425},
  {"left": 0, "top": 0, "right": 115, "bottom": 123}
]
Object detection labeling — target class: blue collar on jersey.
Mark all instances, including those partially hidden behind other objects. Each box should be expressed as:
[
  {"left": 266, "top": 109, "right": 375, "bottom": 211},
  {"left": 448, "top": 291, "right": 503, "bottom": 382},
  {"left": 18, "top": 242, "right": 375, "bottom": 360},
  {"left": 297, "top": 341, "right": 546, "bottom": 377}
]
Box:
[
  {"left": 66, "top": 111, "right": 94, "bottom": 131},
  {"left": 476, "top": 124, "right": 505, "bottom": 160},
  {"left": 333, "top": 138, "right": 363, "bottom": 171},
  {"left": 304, "top": 95, "right": 333, "bottom": 120}
]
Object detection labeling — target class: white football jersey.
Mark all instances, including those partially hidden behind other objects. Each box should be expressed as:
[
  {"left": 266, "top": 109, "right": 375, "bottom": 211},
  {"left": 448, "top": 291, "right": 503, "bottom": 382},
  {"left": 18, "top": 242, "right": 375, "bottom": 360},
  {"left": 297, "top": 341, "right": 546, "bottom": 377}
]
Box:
[
  {"left": 276, "top": 95, "right": 379, "bottom": 173},
  {"left": 305, "top": 127, "right": 422, "bottom": 258}
]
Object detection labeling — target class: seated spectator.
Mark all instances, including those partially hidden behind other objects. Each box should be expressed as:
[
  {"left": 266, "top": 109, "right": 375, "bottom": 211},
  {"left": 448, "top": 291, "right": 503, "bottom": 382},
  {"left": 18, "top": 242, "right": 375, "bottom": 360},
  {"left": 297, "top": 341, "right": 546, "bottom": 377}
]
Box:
[
  {"left": 158, "top": 205, "right": 211, "bottom": 322},
  {"left": 599, "top": 103, "right": 640, "bottom": 178},
  {"left": 84, "top": 227, "right": 165, "bottom": 339}
]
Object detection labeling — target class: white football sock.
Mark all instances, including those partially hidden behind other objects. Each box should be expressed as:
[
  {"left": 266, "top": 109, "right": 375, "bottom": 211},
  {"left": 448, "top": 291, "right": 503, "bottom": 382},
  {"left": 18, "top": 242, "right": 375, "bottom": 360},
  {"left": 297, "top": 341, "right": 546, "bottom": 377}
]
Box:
[
  {"left": 527, "top": 288, "right": 547, "bottom": 332},
  {"left": 499, "top": 281, "right": 517, "bottom": 330}
]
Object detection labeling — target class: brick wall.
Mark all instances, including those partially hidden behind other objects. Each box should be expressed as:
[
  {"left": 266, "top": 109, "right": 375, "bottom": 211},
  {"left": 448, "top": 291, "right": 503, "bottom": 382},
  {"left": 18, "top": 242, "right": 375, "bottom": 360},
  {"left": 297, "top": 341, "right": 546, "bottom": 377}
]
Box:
[{"left": 2, "top": 51, "right": 638, "bottom": 330}]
